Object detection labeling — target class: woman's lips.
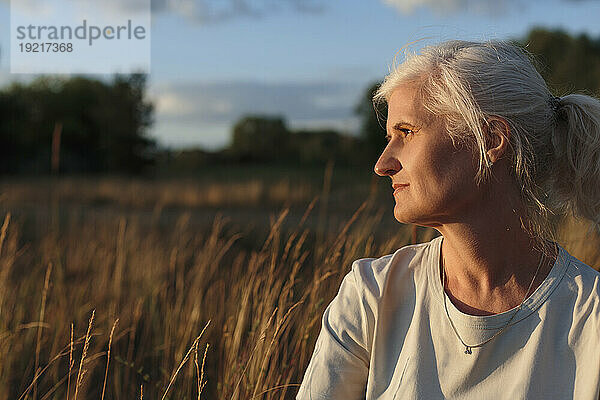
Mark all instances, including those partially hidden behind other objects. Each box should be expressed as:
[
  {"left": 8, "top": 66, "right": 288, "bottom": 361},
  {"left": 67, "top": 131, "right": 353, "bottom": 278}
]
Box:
[{"left": 392, "top": 184, "right": 409, "bottom": 195}]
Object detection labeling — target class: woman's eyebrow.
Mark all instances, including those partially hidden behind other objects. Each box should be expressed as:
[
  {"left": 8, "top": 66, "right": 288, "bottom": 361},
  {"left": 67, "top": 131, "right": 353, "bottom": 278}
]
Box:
[{"left": 392, "top": 121, "right": 418, "bottom": 130}]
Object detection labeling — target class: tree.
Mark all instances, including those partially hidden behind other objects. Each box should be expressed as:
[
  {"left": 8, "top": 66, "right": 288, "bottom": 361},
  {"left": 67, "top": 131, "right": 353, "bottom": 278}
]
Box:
[
  {"left": 355, "top": 82, "right": 387, "bottom": 164},
  {"left": 229, "top": 115, "right": 291, "bottom": 162},
  {"left": 521, "top": 28, "right": 600, "bottom": 96},
  {"left": 290, "top": 129, "right": 362, "bottom": 166},
  {"left": 0, "top": 74, "right": 155, "bottom": 174}
]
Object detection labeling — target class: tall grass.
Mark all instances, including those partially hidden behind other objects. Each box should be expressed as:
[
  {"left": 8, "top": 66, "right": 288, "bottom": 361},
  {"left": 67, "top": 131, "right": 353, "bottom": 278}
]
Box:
[{"left": 0, "top": 175, "right": 597, "bottom": 399}]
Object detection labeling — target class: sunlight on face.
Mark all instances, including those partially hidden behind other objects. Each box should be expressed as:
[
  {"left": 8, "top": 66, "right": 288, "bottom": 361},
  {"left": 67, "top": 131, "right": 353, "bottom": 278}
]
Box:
[{"left": 374, "top": 84, "right": 481, "bottom": 227}]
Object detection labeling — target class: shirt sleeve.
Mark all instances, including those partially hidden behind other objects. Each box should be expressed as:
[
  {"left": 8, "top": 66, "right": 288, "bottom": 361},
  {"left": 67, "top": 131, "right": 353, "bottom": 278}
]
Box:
[{"left": 297, "top": 262, "right": 373, "bottom": 399}]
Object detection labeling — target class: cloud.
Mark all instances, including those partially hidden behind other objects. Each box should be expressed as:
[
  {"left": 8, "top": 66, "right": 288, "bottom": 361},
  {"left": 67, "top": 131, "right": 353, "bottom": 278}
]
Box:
[
  {"left": 0, "top": 71, "right": 11, "bottom": 88},
  {"left": 380, "top": 0, "right": 527, "bottom": 15},
  {"left": 0, "top": 71, "right": 40, "bottom": 89},
  {"left": 0, "top": 0, "right": 324, "bottom": 23},
  {"left": 153, "top": 0, "right": 325, "bottom": 23},
  {"left": 155, "top": 92, "right": 198, "bottom": 116},
  {"left": 1, "top": 0, "right": 56, "bottom": 16},
  {"left": 382, "top": 0, "right": 464, "bottom": 14},
  {"left": 149, "top": 80, "right": 363, "bottom": 148},
  {"left": 151, "top": 80, "right": 361, "bottom": 123}
]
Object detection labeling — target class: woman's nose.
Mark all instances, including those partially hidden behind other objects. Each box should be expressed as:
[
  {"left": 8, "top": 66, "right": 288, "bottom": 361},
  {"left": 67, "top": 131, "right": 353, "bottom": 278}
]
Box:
[{"left": 374, "top": 151, "right": 401, "bottom": 176}]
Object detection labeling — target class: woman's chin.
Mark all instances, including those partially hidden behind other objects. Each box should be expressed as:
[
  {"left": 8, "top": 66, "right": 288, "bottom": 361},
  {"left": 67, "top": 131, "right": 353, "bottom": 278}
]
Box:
[
  {"left": 394, "top": 208, "right": 442, "bottom": 229},
  {"left": 393, "top": 206, "right": 433, "bottom": 226},
  {"left": 393, "top": 208, "right": 416, "bottom": 224}
]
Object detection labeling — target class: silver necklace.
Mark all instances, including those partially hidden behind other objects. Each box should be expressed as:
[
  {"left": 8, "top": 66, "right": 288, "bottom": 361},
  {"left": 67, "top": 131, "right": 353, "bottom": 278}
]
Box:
[{"left": 441, "top": 251, "right": 544, "bottom": 355}]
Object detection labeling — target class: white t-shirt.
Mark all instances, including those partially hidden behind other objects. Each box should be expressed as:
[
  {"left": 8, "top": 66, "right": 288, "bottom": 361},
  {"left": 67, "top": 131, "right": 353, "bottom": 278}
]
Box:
[{"left": 297, "top": 236, "right": 600, "bottom": 399}]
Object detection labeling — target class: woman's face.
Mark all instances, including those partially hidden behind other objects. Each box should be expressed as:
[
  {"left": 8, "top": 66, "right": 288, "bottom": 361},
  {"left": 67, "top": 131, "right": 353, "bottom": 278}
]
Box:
[{"left": 374, "top": 84, "right": 482, "bottom": 227}]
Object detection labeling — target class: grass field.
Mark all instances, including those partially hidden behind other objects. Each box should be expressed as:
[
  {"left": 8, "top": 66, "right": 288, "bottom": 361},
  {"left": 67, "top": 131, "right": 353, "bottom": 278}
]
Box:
[{"left": 0, "top": 165, "right": 598, "bottom": 399}]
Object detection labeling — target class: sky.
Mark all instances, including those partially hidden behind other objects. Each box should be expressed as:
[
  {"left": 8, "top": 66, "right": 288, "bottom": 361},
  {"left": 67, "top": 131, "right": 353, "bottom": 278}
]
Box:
[{"left": 1, "top": 0, "right": 600, "bottom": 150}]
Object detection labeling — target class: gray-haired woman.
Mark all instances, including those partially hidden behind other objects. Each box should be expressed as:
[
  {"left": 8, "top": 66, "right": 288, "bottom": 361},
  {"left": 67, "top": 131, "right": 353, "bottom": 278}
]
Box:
[{"left": 297, "top": 40, "right": 600, "bottom": 399}]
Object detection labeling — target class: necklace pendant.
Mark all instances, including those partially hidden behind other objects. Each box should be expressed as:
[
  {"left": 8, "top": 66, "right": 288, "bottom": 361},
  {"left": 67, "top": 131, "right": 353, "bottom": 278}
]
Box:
[{"left": 464, "top": 346, "right": 472, "bottom": 354}]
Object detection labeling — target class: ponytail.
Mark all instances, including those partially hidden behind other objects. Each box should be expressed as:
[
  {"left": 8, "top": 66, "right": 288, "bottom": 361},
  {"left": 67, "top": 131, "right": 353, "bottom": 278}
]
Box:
[{"left": 551, "top": 94, "right": 600, "bottom": 225}]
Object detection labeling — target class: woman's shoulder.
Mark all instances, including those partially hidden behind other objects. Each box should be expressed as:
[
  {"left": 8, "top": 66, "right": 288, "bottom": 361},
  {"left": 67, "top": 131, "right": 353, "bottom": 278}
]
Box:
[
  {"left": 545, "top": 246, "right": 600, "bottom": 324},
  {"left": 349, "top": 236, "right": 441, "bottom": 300},
  {"left": 562, "top": 250, "right": 600, "bottom": 298}
]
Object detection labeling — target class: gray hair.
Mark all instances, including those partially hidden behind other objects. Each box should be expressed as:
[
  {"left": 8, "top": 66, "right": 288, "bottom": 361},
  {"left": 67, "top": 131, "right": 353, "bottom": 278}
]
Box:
[{"left": 374, "top": 40, "right": 600, "bottom": 240}]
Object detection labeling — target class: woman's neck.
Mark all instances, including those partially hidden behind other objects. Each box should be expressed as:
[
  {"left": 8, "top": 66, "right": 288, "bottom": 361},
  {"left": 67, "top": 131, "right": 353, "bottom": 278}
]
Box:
[{"left": 436, "top": 200, "right": 555, "bottom": 315}]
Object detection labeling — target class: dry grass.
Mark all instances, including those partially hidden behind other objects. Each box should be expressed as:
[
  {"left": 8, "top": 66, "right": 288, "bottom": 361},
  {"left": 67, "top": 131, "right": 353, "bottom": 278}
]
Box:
[
  {"left": 0, "top": 174, "right": 597, "bottom": 399},
  {"left": 0, "top": 175, "right": 320, "bottom": 211}
]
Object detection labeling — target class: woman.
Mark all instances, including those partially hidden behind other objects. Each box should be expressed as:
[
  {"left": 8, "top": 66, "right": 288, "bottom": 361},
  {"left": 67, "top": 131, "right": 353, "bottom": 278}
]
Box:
[{"left": 297, "top": 40, "right": 600, "bottom": 399}]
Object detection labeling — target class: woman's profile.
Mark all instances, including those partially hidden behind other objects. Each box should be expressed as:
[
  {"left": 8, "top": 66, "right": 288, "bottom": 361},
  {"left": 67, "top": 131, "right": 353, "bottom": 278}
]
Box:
[{"left": 297, "top": 40, "right": 600, "bottom": 399}]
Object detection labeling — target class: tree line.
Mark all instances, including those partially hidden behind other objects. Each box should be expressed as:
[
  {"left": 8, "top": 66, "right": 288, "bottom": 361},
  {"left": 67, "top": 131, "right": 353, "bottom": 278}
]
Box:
[
  {"left": 0, "top": 74, "right": 154, "bottom": 174},
  {"left": 1, "top": 28, "right": 599, "bottom": 175}
]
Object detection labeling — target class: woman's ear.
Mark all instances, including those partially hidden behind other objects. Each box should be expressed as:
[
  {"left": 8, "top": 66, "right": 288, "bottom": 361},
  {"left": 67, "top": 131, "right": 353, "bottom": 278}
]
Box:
[{"left": 485, "top": 116, "right": 511, "bottom": 163}]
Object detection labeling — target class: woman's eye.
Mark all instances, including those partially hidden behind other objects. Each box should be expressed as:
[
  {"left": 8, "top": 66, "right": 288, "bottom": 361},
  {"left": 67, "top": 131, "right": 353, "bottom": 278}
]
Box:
[{"left": 385, "top": 129, "right": 413, "bottom": 142}]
